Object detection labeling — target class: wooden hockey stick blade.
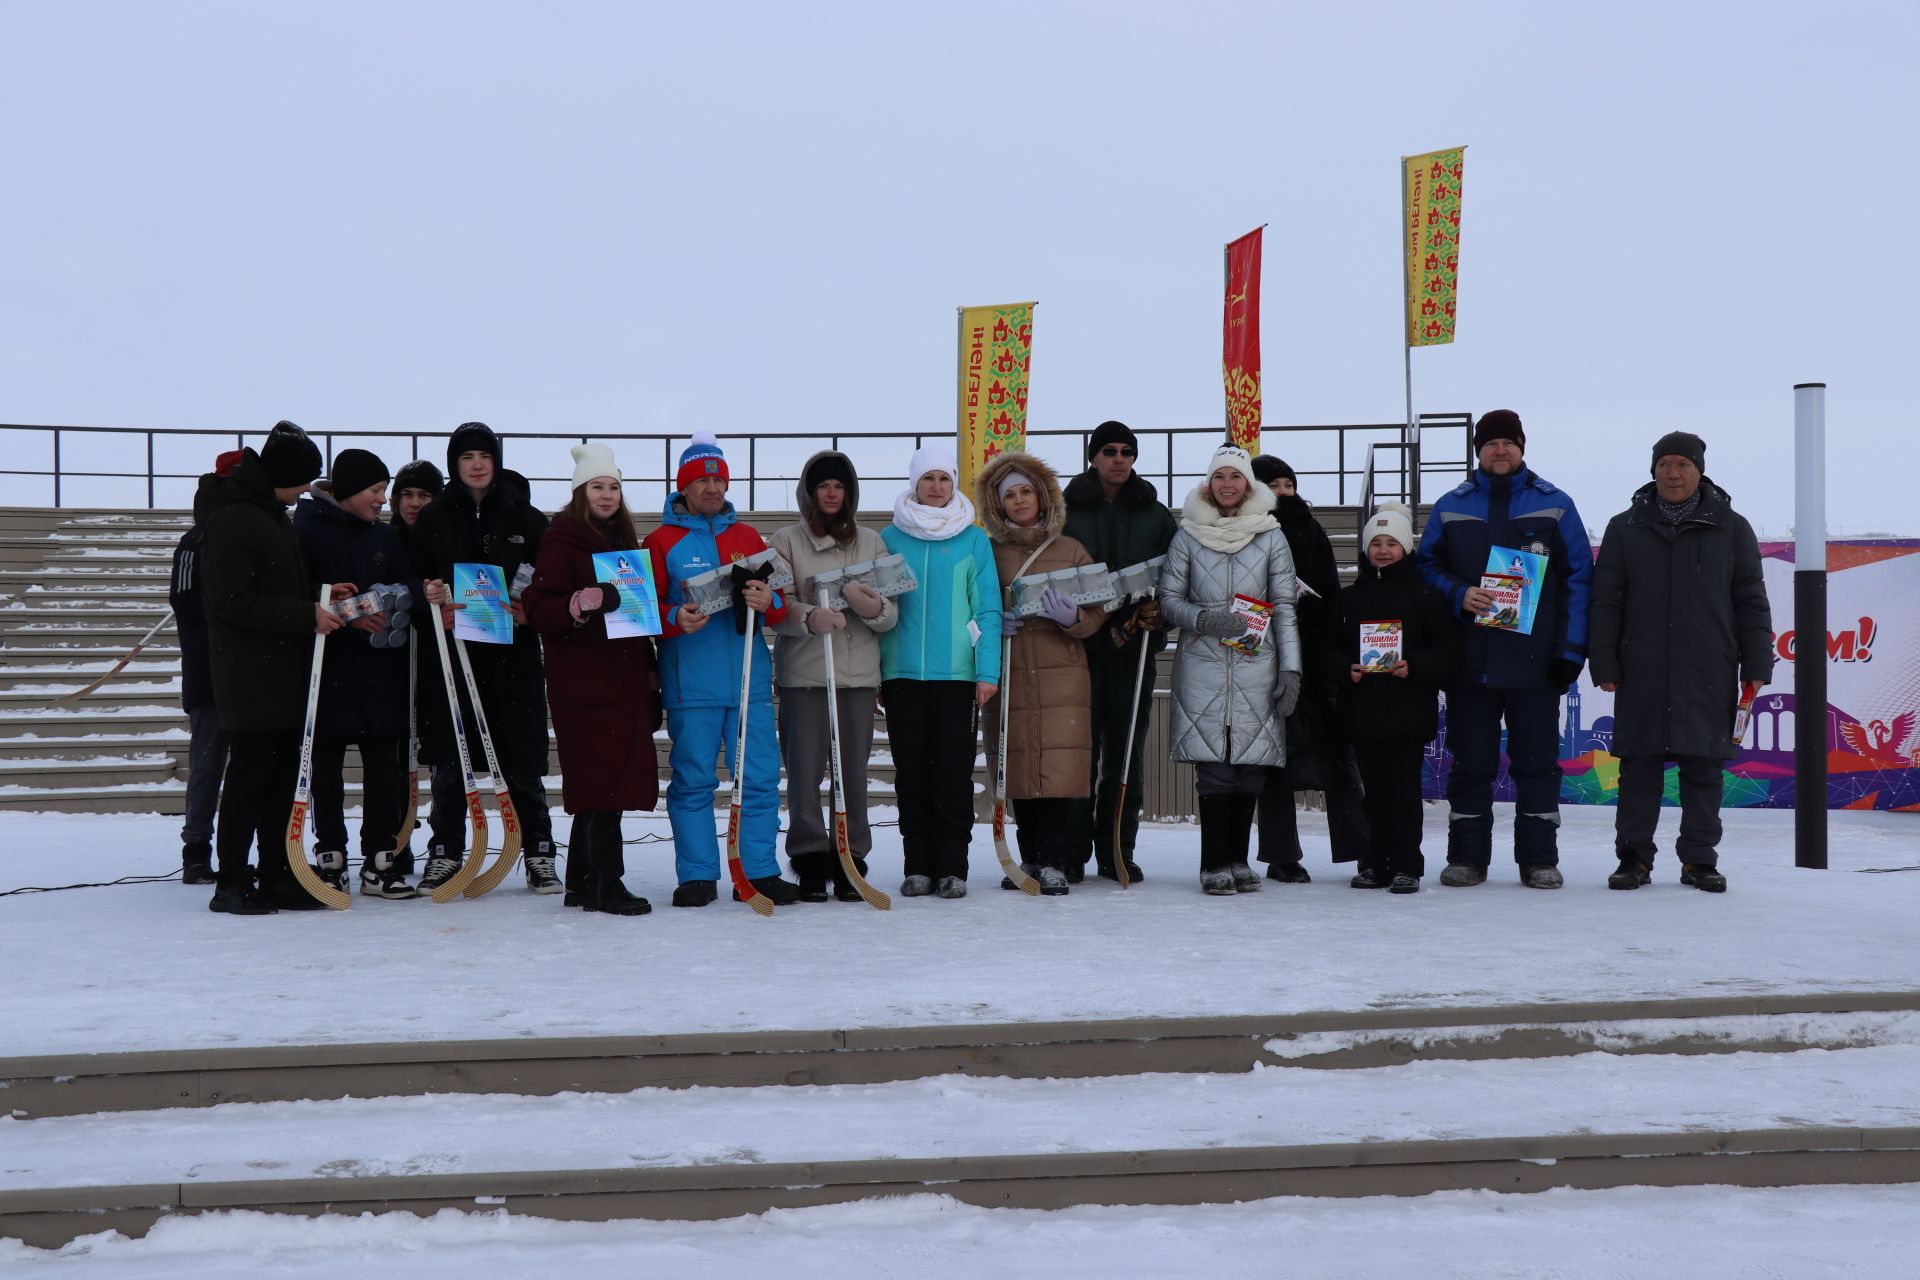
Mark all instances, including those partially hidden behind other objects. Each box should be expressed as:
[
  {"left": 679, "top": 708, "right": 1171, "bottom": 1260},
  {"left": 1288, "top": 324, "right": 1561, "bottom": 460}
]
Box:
[
  {"left": 430, "top": 794, "right": 489, "bottom": 902},
  {"left": 1111, "top": 786, "right": 1133, "bottom": 889},
  {"left": 393, "top": 770, "right": 420, "bottom": 852},
  {"left": 284, "top": 800, "right": 350, "bottom": 910},
  {"left": 725, "top": 804, "right": 775, "bottom": 916},
  {"left": 991, "top": 801, "right": 1042, "bottom": 896},
  {"left": 833, "top": 811, "right": 891, "bottom": 910},
  {"left": 463, "top": 792, "right": 524, "bottom": 897}
]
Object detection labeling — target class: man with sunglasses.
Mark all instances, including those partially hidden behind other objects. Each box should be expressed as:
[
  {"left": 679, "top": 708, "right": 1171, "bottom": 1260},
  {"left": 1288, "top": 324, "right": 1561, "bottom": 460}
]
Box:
[{"left": 1063, "top": 420, "right": 1178, "bottom": 882}]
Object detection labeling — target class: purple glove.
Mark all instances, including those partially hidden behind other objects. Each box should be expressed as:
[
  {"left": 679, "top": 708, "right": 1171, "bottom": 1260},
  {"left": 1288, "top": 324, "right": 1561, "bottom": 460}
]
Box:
[{"left": 1040, "top": 588, "right": 1078, "bottom": 628}]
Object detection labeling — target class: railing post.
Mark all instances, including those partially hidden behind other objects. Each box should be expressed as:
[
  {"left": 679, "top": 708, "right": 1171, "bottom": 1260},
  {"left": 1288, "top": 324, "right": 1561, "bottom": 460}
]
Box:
[
  {"left": 147, "top": 433, "right": 155, "bottom": 509},
  {"left": 52, "top": 429, "right": 61, "bottom": 508}
]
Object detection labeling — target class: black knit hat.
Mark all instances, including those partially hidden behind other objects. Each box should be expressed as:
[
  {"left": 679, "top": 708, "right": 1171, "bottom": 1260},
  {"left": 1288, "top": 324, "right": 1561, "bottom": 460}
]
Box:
[
  {"left": 1087, "top": 420, "right": 1139, "bottom": 460},
  {"left": 1473, "top": 409, "right": 1525, "bottom": 452},
  {"left": 1650, "top": 430, "right": 1706, "bottom": 475},
  {"left": 328, "top": 448, "right": 390, "bottom": 500},
  {"left": 1251, "top": 455, "right": 1296, "bottom": 486},
  {"left": 393, "top": 459, "right": 445, "bottom": 497},
  {"left": 260, "top": 420, "right": 323, "bottom": 489},
  {"left": 802, "top": 452, "right": 857, "bottom": 505},
  {"left": 446, "top": 421, "right": 502, "bottom": 480}
]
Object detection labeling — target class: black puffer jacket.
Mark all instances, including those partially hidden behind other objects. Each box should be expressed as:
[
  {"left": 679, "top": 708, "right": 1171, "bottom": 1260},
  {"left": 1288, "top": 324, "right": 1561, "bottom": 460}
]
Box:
[
  {"left": 1061, "top": 468, "right": 1178, "bottom": 662},
  {"left": 198, "top": 452, "right": 316, "bottom": 732},
  {"left": 1588, "top": 481, "right": 1773, "bottom": 759},
  {"left": 293, "top": 483, "right": 414, "bottom": 740},
  {"left": 407, "top": 470, "right": 550, "bottom": 773},
  {"left": 1326, "top": 554, "right": 1459, "bottom": 743},
  {"left": 169, "top": 486, "right": 218, "bottom": 713}
]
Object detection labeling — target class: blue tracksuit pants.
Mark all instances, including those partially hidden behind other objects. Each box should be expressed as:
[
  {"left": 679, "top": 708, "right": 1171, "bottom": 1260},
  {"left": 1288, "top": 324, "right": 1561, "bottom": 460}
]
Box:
[{"left": 667, "top": 703, "right": 781, "bottom": 884}]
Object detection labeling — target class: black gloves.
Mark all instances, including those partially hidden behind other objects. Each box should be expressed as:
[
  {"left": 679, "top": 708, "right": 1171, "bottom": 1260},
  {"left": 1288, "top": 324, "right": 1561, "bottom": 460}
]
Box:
[
  {"left": 1550, "top": 657, "right": 1584, "bottom": 691},
  {"left": 730, "top": 562, "right": 771, "bottom": 634}
]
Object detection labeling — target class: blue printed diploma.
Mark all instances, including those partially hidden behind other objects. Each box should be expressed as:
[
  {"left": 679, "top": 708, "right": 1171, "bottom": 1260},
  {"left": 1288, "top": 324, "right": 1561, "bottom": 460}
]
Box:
[
  {"left": 453, "top": 562, "right": 512, "bottom": 645},
  {"left": 592, "top": 551, "right": 663, "bottom": 639}
]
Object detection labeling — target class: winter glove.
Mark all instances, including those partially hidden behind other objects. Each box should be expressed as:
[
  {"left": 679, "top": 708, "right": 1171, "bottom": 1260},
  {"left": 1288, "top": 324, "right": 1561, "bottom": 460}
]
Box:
[
  {"left": 1040, "top": 587, "right": 1079, "bottom": 628},
  {"left": 1549, "top": 657, "right": 1584, "bottom": 691},
  {"left": 1194, "top": 607, "right": 1250, "bottom": 639},
  {"left": 1274, "top": 669, "right": 1303, "bottom": 720},
  {"left": 730, "top": 562, "right": 771, "bottom": 634},
  {"left": 1134, "top": 598, "right": 1163, "bottom": 631},
  {"left": 585, "top": 581, "right": 622, "bottom": 618},
  {"left": 1002, "top": 611, "right": 1024, "bottom": 637},
  {"left": 806, "top": 604, "right": 848, "bottom": 634},
  {"left": 840, "top": 580, "right": 884, "bottom": 620}
]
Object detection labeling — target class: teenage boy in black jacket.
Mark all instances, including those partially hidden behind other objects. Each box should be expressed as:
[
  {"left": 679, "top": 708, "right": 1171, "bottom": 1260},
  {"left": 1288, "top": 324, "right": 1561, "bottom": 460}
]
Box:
[{"left": 1327, "top": 504, "right": 1459, "bottom": 894}]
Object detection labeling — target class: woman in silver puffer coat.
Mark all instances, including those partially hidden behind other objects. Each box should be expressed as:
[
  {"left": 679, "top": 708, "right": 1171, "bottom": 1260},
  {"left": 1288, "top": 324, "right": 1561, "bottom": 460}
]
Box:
[{"left": 1159, "top": 443, "right": 1304, "bottom": 895}]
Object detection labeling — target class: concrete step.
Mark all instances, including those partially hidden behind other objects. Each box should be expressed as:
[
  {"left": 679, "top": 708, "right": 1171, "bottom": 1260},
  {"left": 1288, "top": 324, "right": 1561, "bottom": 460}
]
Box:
[
  {"left": 0, "top": 758, "right": 177, "bottom": 787},
  {"left": 0, "top": 736, "right": 190, "bottom": 763},
  {"left": 0, "top": 686, "right": 181, "bottom": 711},
  {"left": 1, "top": 625, "right": 180, "bottom": 645},
  {"left": 0, "top": 665, "right": 183, "bottom": 690},
  {"left": 0, "top": 645, "right": 183, "bottom": 666},
  {"left": 0, "top": 710, "right": 186, "bottom": 737}
]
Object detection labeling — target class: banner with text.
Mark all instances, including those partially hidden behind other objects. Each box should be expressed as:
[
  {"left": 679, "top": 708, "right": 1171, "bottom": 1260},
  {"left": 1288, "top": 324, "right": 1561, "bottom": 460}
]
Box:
[
  {"left": 1403, "top": 146, "right": 1465, "bottom": 347},
  {"left": 1222, "top": 226, "right": 1263, "bottom": 454},
  {"left": 956, "top": 302, "right": 1035, "bottom": 500}
]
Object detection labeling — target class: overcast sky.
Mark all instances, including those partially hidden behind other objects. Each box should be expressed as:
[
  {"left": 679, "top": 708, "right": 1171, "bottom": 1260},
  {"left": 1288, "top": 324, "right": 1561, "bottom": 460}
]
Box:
[{"left": 1, "top": 1, "right": 1912, "bottom": 530}]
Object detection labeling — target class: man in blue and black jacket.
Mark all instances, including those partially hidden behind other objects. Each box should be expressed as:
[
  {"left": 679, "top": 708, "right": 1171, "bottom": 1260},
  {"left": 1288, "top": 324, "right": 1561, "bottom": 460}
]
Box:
[{"left": 1416, "top": 409, "right": 1593, "bottom": 889}]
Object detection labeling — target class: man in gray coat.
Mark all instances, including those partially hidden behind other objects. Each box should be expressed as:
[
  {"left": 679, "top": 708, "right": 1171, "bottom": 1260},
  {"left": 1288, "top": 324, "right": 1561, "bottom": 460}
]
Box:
[{"left": 1588, "top": 431, "right": 1773, "bottom": 893}]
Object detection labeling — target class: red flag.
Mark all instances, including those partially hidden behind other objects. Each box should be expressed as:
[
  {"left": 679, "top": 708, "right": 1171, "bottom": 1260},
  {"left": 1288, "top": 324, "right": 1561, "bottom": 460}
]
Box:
[{"left": 1222, "top": 228, "right": 1263, "bottom": 454}]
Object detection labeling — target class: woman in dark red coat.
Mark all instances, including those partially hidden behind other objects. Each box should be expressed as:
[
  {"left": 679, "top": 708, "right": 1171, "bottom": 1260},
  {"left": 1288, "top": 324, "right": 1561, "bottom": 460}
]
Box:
[{"left": 523, "top": 444, "right": 662, "bottom": 916}]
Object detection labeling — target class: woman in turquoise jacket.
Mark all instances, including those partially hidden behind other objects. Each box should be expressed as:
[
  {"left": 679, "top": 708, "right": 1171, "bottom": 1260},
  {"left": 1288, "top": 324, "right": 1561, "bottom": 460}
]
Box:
[{"left": 880, "top": 443, "right": 1001, "bottom": 899}]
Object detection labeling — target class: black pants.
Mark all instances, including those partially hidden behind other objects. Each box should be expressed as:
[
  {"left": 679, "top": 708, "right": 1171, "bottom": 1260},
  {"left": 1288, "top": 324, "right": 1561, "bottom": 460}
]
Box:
[
  {"left": 566, "top": 809, "right": 627, "bottom": 894},
  {"left": 1013, "top": 796, "right": 1077, "bottom": 869},
  {"left": 1615, "top": 754, "right": 1724, "bottom": 867},
  {"left": 1068, "top": 648, "right": 1157, "bottom": 869},
  {"left": 1443, "top": 683, "right": 1563, "bottom": 866},
  {"left": 215, "top": 728, "right": 299, "bottom": 887},
  {"left": 1354, "top": 741, "right": 1428, "bottom": 879},
  {"left": 311, "top": 733, "right": 406, "bottom": 858},
  {"left": 885, "top": 679, "right": 978, "bottom": 880},
  {"left": 424, "top": 749, "right": 553, "bottom": 855},
  {"left": 1257, "top": 765, "right": 1371, "bottom": 866}
]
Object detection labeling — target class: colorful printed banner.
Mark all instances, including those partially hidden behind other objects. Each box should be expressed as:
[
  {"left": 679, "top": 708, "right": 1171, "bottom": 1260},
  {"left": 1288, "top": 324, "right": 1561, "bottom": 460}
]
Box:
[
  {"left": 956, "top": 302, "right": 1035, "bottom": 501},
  {"left": 1222, "top": 226, "right": 1263, "bottom": 454},
  {"left": 1403, "top": 147, "right": 1465, "bottom": 347},
  {"left": 1423, "top": 540, "right": 1920, "bottom": 810}
]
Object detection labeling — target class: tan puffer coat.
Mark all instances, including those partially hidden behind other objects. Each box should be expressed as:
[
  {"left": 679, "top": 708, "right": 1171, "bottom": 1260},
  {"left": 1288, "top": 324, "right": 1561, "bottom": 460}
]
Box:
[{"left": 976, "top": 452, "right": 1106, "bottom": 799}]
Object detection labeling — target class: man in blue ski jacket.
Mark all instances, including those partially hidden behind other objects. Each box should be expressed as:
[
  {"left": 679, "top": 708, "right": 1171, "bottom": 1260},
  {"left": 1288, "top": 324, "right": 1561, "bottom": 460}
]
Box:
[
  {"left": 1416, "top": 409, "right": 1593, "bottom": 889},
  {"left": 643, "top": 432, "right": 801, "bottom": 909}
]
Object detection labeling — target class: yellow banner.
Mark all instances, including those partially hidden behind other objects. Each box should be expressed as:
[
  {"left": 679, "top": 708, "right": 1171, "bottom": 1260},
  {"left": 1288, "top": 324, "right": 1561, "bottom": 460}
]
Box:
[
  {"left": 1403, "top": 147, "right": 1465, "bottom": 347},
  {"left": 956, "top": 302, "right": 1035, "bottom": 500}
]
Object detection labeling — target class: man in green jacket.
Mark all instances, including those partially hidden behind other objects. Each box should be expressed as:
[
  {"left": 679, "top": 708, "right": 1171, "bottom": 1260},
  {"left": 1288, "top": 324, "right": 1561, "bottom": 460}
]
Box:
[{"left": 1062, "top": 421, "right": 1178, "bottom": 881}]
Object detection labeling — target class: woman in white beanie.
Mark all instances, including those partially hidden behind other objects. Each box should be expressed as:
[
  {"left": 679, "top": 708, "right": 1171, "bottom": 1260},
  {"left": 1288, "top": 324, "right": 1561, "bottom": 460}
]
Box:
[
  {"left": 1158, "top": 443, "right": 1304, "bottom": 895},
  {"left": 521, "top": 443, "right": 661, "bottom": 916},
  {"left": 878, "top": 443, "right": 1002, "bottom": 898}
]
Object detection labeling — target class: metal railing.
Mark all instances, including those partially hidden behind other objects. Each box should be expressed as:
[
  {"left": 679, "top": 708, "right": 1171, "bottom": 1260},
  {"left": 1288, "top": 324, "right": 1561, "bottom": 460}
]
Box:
[{"left": 0, "top": 415, "right": 1475, "bottom": 513}]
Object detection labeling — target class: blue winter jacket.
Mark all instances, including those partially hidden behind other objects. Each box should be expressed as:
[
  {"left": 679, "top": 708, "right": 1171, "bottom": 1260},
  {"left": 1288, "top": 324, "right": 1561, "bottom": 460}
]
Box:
[
  {"left": 642, "top": 495, "right": 787, "bottom": 710},
  {"left": 1415, "top": 465, "right": 1593, "bottom": 690},
  {"left": 879, "top": 523, "right": 1002, "bottom": 685}
]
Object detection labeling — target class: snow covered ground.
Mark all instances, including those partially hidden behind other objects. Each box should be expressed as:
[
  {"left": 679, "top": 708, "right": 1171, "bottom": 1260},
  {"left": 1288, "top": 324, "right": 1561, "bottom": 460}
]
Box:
[
  {"left": 3, "top": 805, "right": 1917, "bottom": 1057},
  {"left": 4, "top": 1187, "right": 1911, "bottom": 1277}
]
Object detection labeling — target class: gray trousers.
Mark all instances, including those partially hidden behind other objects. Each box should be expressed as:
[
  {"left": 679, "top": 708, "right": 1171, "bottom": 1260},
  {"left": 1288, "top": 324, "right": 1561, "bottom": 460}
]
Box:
[
  {"left": 778, "top": 686, "right": 878, "bottom": 871},
  {"left": 180, "top": 704, "right": 230, "bottom": 847}
]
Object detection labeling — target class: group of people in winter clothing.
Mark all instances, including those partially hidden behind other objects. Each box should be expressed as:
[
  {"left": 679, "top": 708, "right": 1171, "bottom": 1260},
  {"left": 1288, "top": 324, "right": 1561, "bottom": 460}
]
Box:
[{"left": 175, "top": 408, "right": 1772, "bottom": 914}]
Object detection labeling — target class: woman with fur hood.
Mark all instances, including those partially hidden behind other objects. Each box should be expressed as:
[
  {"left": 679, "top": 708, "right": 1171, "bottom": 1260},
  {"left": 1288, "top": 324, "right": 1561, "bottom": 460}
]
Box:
[
  {"left": 768, "top": 452, "right": 900, "bottom": 901},
  {"left": 1158, "top": 443, "right": 1305, "bottom": 895},
  {"left": 976, "top": 452, "right": 1107, "bottom": 896}
]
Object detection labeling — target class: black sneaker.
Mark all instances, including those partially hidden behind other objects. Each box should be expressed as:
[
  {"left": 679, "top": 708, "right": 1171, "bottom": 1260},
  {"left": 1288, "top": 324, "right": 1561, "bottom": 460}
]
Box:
[
  {"left": 182, "top": 842, "right": 216, "bottom": 886},
  {"left": 1349, "top": 867, "right": 1389, "bottom": 889},
  {"left": 672, "top": 879, "right": 718, "bottom": 908},
  {"left": 734, "top": 875, "right": 800, "bottom": 905},
  {"left": 1608, "top": 858, "right": 1652, "bottom": 890},
  {"left": 524, "top": 850, "right": 563, "bottom": 895},
  {"left": 418, "top": 853, "right": 463, "bottom": 895},
  {"left": 1389, "top": 873, "right": 1421, "bottom": 894},
  {"left": 208, "top": 879, "right": 276, "bottom": 915},
  {"left": 1266, "top": 861, "right": 1311, "bottom": 884},
  {"left": 1681, "top": 863, "right": 1727, "bottom": 893},
  {"left": 315, "top": 850, "right": 348, "bottom": 892}
]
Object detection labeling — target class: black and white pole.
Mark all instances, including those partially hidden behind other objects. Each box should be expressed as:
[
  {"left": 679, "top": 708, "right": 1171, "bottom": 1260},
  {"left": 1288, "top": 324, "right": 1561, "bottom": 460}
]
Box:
[{"left": 1794, "top": 382, "right": 1827, "bottom": 870}]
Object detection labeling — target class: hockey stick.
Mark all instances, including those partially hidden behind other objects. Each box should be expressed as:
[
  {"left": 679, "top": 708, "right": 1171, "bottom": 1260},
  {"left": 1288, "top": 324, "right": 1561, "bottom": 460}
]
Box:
[
  {"left": 990, "top": 643, "right": 1042, "bottom": 896},
  {"left": 426, "top": 596, "right": 489, "bottom": 902},
  {"left": 50, "top": 608, "right": 174, "bottom": 705},
  {"left": 394, "top": 626, "right": 419, "bottom": 852},
  {"left": 451, "top": 632, "right": 524, "bottom": 898},
  {"left": 725, "top": 603, "right": 776, "bottom": 917},
  {"left": 1108, "top": 592, "right": 1155, "bottom": 891},
  {"left": 819, "top": 587, "right": 890, "bottom": 910},
  {"left": 285, "top": 586, "right": 350, "bottom": 910}
]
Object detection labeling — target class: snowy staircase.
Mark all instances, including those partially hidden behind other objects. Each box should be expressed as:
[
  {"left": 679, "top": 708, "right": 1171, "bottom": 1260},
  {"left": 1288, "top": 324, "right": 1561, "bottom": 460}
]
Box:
[{"left": 3, "top": 990, "right": 1916, "bottom": 1247}]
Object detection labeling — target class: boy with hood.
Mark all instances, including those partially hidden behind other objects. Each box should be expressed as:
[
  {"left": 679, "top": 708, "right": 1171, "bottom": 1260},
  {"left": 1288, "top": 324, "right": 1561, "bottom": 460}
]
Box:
[
  {"left": 643, "top": 432, "right": 799, "bottom": 907},
  {"left": 412, "top": 423, "right": 560, "bottom": 895}
]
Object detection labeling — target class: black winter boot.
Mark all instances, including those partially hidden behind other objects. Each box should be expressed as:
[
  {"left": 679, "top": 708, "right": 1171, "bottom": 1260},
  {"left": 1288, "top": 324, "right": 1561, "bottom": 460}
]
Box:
[
  {"left": 208, "top": 870, "right": 275, "bottom": 915},
  {"left": 1197, "top": 796, "right": 1236, "bottom": 895},
  {"left": 1227, "top": 793, "right": 1261, "bottom": 892},
  {"left": 672, "top": 879, "right": 718, "bottom": 908},
  {"left": 182, "top": 842, "right": 216, "bottom": 886},
  {"left": 734, "top": 875, "right": 801, "bottom": 905}
]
